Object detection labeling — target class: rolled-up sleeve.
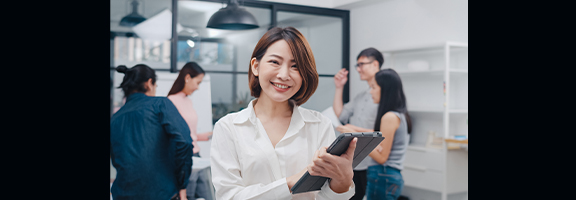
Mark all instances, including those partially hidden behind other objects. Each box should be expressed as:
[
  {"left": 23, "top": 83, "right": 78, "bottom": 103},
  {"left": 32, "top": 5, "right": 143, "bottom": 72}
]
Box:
[
  {"left": 317, "top": 180, "right": 355, "bottom": 200},
  {"left": 160, "top": 99, "right": 193, "bottom": 189},
  {"left": 338, "top": 100, "right": 355, "bottom": 125},
  {"left": 210, "top": 119, "right": 293, "bottom": 200}
]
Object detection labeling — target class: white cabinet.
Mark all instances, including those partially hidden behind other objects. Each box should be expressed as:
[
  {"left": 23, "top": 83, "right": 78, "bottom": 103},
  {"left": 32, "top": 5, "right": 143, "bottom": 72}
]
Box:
[{"left": 380, "top": 41, "right": 468, "bottom": 200}]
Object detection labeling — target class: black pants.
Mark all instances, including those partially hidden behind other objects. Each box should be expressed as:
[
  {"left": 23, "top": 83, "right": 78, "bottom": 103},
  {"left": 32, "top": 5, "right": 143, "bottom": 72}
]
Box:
[{"left": 350, "top": 170, "right": 367, "bottom": 200}]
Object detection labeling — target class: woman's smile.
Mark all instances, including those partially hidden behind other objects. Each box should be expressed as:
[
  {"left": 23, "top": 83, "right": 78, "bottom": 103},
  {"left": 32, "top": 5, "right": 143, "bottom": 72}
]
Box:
[{"left": 271, "top": 81, "right": 291, "bottom": 91}]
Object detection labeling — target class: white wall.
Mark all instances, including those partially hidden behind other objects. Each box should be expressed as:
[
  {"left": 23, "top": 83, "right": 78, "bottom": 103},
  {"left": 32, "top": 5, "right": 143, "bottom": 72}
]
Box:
[
  {"left": 345, "top": 1, "right": 468, "bottom": 199},
  {"left": 347, "top": 0, "right": 468, "bottom": 99}
]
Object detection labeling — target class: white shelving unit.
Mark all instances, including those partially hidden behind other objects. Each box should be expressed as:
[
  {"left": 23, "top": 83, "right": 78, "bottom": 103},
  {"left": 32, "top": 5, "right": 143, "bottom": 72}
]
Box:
[{"left": 380, "top": 41, "right": 468, "bottom": 200}]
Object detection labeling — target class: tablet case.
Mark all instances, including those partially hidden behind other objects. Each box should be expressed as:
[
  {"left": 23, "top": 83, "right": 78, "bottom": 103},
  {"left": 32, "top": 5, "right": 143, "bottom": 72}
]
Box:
[{"left": 291, "top": 132, "right": 384, "bottom": 194}]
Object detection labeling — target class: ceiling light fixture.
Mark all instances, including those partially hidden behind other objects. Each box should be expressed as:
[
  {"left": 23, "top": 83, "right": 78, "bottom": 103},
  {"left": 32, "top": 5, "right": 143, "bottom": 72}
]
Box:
[
  {"left": 206, "top": 0, "right": 259, "bottom": 30},
  {"left": 119, "top": 0, "right": 146, "bottom": 27}
]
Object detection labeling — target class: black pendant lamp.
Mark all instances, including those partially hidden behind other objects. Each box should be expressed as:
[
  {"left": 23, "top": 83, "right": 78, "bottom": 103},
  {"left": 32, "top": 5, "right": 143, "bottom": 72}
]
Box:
[
  {"left": 206, "top": 0, "right": 259, "bottom": 30},
  {"left": 119, "top": 0, "right": 146, "bottom": 27}
]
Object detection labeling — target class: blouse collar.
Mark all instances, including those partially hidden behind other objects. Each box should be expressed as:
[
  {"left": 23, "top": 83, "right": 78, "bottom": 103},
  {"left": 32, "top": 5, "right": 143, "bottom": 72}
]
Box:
[{"left": 233, "top": 99, "right": 321, "bottom": 125}]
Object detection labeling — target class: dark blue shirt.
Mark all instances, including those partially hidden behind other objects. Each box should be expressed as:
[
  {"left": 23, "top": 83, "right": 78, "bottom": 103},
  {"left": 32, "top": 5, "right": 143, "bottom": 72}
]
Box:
[{"left": 110, "top": 93, "right": 193, "bottom": 200}]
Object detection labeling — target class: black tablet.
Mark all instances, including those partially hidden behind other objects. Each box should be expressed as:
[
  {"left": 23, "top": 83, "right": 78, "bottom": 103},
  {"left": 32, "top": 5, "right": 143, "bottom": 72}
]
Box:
[{"left": 291, "top": 132, "right": 384, "bottom": 194}]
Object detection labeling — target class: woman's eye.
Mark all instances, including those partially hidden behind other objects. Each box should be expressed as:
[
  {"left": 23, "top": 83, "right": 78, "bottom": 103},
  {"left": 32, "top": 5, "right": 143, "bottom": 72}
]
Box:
[
  {"left": 269, "top": 60, "right": 279, "bottom": 65},
  {"left": 290, "top": 65, "right": 298, "bottom": 70}
]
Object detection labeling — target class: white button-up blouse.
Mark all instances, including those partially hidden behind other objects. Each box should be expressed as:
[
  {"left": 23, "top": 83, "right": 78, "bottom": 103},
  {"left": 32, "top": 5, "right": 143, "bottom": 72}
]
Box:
[{"left": 210, "top": 99, "right": 355, "bottom": 200}]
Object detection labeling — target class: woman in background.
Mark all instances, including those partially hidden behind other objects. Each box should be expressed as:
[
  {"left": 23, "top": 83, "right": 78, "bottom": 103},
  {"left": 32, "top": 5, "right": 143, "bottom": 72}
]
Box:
[
  {"left": 167, "top": 61, "right": 213, "bottom": 200},
  {"left": 110, "top": 64, "right": 192, "bottom": 200},
  {"left": 366, "top": 69, "right": 412, "bottom": 200},
  {"left": 167, "top": 61, "right": 213, "bottom": 157},
  {"left": 210, "top": 26, "right": 357, "bottom": 200}
]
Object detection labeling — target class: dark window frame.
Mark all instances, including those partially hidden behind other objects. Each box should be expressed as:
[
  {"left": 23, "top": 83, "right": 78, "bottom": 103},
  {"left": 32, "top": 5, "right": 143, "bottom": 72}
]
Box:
[{"left": 110, "top": 0, "right": 351, "bottom": 117}]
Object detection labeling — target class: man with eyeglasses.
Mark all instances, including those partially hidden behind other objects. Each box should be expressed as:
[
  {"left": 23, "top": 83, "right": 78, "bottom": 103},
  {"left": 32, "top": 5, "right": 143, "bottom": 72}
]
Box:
[{"left": 332, "top": 47, "right": 383, "bottom": 200}]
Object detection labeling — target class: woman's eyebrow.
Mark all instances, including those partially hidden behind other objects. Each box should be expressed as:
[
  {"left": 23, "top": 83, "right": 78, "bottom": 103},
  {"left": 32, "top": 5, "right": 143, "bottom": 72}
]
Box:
[{"left": 269, "top": 54, "right": 295, "bottom": 63}]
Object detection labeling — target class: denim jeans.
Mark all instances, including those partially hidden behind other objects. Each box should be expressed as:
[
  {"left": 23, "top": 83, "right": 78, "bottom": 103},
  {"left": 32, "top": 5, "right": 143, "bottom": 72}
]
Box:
[{"left": 366, "top": 165, "right": 404, "bottom": 200}]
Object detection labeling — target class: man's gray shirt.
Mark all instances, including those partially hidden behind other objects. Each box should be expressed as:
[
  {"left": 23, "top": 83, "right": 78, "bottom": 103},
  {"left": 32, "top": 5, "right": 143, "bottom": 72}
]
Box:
[{"left": 338, "top": 87, "right": 379, "bottom": 170}]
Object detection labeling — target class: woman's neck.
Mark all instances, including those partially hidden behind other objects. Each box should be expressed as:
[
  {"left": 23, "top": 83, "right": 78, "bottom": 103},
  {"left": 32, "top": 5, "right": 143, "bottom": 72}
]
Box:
[
  {"left": 177, "top": 90, "right": 189, "bottom": 97},
  {"left": 253, "top": 96, "right": 293, "bottom": 119}
]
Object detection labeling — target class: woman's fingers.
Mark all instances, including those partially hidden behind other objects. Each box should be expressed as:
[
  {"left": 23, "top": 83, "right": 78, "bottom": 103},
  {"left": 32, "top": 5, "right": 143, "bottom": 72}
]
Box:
[
  {"left": 309, "top": 140, "right": 356, "bottom": 180},
  {"left": 308, "top": 164, "right": 327, "bottom": 177},
  {"left": 310, "top": 147, "right": 336, "bottom": 177}
]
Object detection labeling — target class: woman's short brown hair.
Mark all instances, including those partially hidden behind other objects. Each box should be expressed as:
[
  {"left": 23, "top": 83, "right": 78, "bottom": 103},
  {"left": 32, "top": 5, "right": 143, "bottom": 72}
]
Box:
[{"left": 248, "top": 26, "right": 319, "bottom": 105}]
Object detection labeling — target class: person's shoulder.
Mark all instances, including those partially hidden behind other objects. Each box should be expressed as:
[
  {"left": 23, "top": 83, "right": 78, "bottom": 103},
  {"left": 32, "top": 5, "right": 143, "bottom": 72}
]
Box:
[
  {"left": 166, "top": 94, "right": 176, "bottom": 101},
  {"left": 214, "top": 109, "right": 244, "bottom": 127},
  {"left": 212, "top": 111, "right": 245, "bottom": 139},
  {"left": 299, "top": 106, "right": 321, "bottom": 116},
  {"left": 152, "top": 96, "right": 172, "bottom": 104},
  {"left": 381, "top": 111, "right": 401, "bottom": 123},
  {"left": 148, "top": 96, "right": 178, "bottom": 110},
  {"left": 218, "top": 111, "right": 239, "bottom": 122},
  {"left": 351, "top": 88, "right": 371, "bottom": 101},
  {"left": 298, "top": 106, "right": 328, "bottom": 123}
]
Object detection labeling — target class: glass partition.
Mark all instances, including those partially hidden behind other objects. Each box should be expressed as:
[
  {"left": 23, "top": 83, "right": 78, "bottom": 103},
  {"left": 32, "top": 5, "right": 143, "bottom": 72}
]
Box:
[
  {"left": 277, "top": 11, "right": 343, "bottom": 111},
  {"left": 177, "top": 0, "right": 271, "bottom": 124}
]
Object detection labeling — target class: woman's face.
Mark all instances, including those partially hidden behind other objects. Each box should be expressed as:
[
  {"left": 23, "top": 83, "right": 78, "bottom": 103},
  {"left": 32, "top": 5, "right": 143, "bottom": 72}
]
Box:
[
  {"left": 251, "top": 39, "right": 302, "bottom": 103},
  {"left": 368, "top": 77, "right": 381, "bottom": 104},
  {"left": 183, "top": 73, "right": 204, "bottom": 96}
]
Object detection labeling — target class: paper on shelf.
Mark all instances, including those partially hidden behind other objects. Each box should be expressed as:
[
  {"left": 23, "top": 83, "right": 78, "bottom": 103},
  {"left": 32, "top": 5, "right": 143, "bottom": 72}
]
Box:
[{"left": 321, "top": 106, "right": 343, "bottom": 128}]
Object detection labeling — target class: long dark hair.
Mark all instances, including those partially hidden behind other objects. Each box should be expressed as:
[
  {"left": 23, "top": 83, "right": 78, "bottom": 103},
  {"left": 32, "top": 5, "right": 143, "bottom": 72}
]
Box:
[
  {"left": 167, "top": 62, "right": 205, "bottom": 96},
  {"left": 116, "top": 64, "right": 157, "bottom": 98},
  {"left": 373, "top": 69, "right": 412, "bottom": 133}
]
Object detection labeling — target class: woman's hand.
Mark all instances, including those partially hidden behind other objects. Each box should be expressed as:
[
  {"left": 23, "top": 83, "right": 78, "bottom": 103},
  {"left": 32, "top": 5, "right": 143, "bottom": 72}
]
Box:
[
  {"left": 197, "top": 131, "right": 214, "bottom": 141},
  {"left": 287, "top": 167, "right": 308, "bottom": 192},
  {"left": 336, "top": 125, "right": 355, "bottom": 133},
  {"left": 307, "top": 137, "right": 357, "bottom": 193},
  {"left": 179, "top": 189, "right": 187, "bottom": 200}
]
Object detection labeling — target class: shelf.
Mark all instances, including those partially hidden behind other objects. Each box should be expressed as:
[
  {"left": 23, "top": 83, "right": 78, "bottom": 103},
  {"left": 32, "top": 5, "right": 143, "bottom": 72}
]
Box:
[
  {"left": 449, "top": 109, "right": 468, "bottom": 114},
  {"left": 396, "top": 68, "right": 468, "bottom": 76},
  {"left": 445, "top": 138, "right": 468, "bottom": 144},
  {"left": 380, "top": 41, "right": 468, "bottom": 53},
  {"left": 407, "top": 145, "right": 443, "bottom": 153},
  {"left": 450, "top": 68, "right": 468, "bottom": 73},
  {"left": 409, "top": 108, "right": 444, "bottom": 113},
  {"left": 446, "top": 138, "right": 468, "bottom": 150},
  {"left": 408, "top": 108, "right": 468, "bottom": 114}
]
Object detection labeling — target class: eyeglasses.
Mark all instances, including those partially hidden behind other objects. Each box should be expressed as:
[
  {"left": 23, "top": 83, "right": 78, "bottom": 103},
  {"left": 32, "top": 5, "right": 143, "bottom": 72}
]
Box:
[{"left": 355, "top": 60, "right": 375, "bottom": 69}]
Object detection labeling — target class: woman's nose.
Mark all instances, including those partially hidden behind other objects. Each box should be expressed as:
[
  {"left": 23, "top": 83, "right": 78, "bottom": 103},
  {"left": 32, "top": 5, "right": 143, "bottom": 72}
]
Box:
[{"left": 277, "top": 65, "right": 291, "bottom": 80}]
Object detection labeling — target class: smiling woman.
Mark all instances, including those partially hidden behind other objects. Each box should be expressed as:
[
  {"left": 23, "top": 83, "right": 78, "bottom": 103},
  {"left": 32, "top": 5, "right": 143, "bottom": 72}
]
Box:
[{"left": 210, "top": 27, "right": 357, "bottom": 200}]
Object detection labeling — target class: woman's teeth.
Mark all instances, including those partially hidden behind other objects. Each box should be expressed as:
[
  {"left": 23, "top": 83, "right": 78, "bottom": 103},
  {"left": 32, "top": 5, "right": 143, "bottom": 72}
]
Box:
[{"left": 274, "top": 83, "right": 288, "bottom": 89}]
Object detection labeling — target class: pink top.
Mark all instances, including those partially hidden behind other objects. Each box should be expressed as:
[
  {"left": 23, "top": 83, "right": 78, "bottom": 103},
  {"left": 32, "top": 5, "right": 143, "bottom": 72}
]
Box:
[{"left": 168, "top": 91, "right": 200, "bottom": 154}]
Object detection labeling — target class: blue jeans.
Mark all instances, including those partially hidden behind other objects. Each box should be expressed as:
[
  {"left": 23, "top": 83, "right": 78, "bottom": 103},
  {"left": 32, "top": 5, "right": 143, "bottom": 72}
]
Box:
[{"left": 366, "top": 165, "right": 404, "bottom": 200}]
